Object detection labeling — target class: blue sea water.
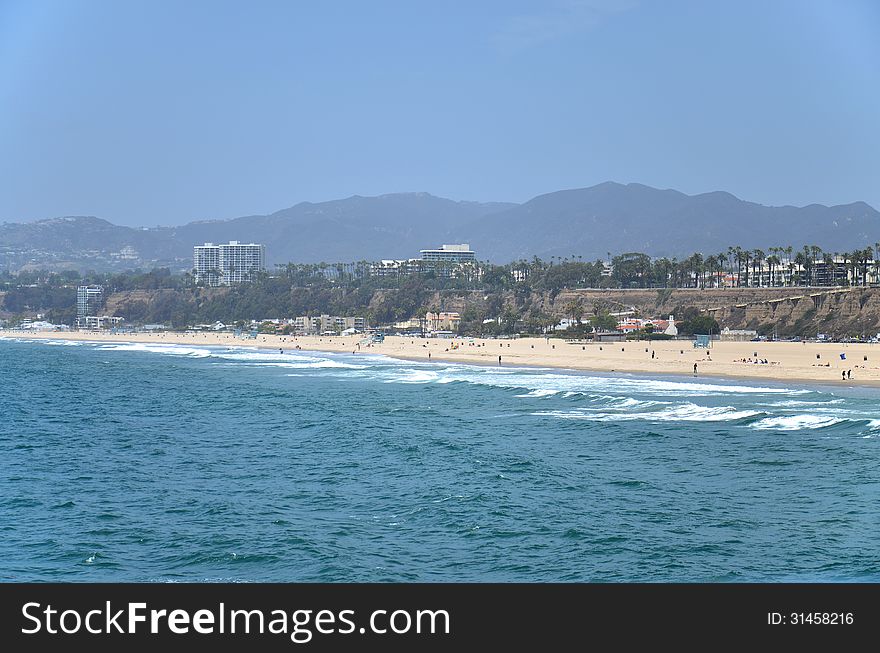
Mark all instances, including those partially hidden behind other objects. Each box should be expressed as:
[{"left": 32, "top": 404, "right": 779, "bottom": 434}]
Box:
[{"left": 1, "top": 338, "right": 879, "bottom": 582}]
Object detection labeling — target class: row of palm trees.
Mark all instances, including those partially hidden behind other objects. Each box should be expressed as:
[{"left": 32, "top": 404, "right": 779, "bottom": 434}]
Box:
[
  {"left": 721, "top": 244, "right": 880, "bottom": 288},
  {"left": 508, "top": 243, "right": 880, "bottom": 289}
]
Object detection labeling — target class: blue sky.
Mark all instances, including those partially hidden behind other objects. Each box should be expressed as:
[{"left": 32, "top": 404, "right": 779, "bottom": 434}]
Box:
[{"left": 1, "top": 0, "right": 878, "bottom": 226}]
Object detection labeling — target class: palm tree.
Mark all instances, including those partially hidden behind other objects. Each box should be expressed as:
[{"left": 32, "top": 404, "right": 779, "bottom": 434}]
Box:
[
  {"left": 742, "top": 249, "right": 752, "bottom": 287},
  {"left": 729, "top": 247, "right": 742, "bottom": 287},
  {"left": 861, "top": 247, "right": 873, "bottom": 287},
  {"left": 801, "top": 246, "right": 812, "bottom": 286},
  {"left": 714, "top": 252, "right": 726, "bottom": 287},
  {"left": 564, "top": 298, "right": 585, "bottom": 329},
  {"left": 823, "top": 253, "right": 836, "bottom": 287},
  {"left": 793, "top": 251, "right": 806, "bottom": 286},
  {"left": 752, "top": 249, "right": 765, "bottom": 287},
  {"left": 808, "top": 245, "right": 824, "bottom": 286},
  {"left": 839, "top": 251, "right": 850, "bottom": 286},
  {"left": 784, "top": 246, "right": 794, "bottom": 286},
  {"left": 766, "top": 254, "right": 780, "bottom": 287}
]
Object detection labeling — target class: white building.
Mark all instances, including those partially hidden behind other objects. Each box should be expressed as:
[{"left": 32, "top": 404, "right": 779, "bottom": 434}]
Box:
[
  {"left": 76, "top": 285, "right": 104, "bottom": 329},
  {"left": 293, "top": 315, "right": 366, "bottom": 335},
  {"left": 194, "top": 241, "right": 266, "bottom": 286},
  {"left": 80, "top": 316, "right": 125, "bottom": 330},
  {"left": 420, "top": 243, "right": 476, "bottom": 264},
  {"left": 18, "top": 320, "right": 69, "bottom": 331}
]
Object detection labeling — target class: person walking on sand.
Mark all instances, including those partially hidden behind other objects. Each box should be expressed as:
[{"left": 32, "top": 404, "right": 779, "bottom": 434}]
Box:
[
  {"left": 693, "top": 362, "right": 698, "bottom": 376},
  {"left": 842, "top": 371, "right": 846, "bottom": 381},
  {"left": 498, "top": 355, "right": 502, "bottom": 366}
]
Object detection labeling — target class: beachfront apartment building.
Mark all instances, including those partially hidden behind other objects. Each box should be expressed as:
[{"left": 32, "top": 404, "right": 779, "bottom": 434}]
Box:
[
  {"left": 420, "top": 243, "right": 476, "bottom": 264},
  {"left": 76, "top": 285, "right": 104, "bottom": 328},
  {"left": 75, "top": 285, "right": 126, "bottom": 330},
  {"left": 80, "top": 315, "right": 125, "bottom": 330},
  {"left": 369, "top": 245, "right": 479, "bottom": 280},
  {"left": 371, "top": 259, "right": 422, "bottom": 277},
  {"left": 393, "top": 312, "right": 461, "bottom": 332},
  {"left": 425, "top": 311, "right": 461, "bottom": 331},
  {"left": 421, "top": 244, "right": 478, "bottom": 278},
  {"left": 194, "top": 241, "right": 266, "bottom": 287},
  {"left": 292, "top": 315, "right": 366, "bottom": 335}
]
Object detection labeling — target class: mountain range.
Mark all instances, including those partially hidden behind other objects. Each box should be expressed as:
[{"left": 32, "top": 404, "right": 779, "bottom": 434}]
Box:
[{"left": 2, "top": 182, "right": 878, "bottom": 272}]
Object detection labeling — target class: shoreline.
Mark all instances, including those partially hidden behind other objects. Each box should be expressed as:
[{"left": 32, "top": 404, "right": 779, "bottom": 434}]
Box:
[{"left": 4, "top": 329, "right": 880, "bottom": 388}]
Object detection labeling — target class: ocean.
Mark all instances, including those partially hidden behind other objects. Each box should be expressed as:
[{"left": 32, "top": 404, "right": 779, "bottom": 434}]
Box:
[{"left": 1, "top": 338, "right": 879, "bottom": 582}]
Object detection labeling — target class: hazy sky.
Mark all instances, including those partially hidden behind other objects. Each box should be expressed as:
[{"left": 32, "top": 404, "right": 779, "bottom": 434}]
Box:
[{"left": 1, "top": 0, "right": 878, "bottom": 226}]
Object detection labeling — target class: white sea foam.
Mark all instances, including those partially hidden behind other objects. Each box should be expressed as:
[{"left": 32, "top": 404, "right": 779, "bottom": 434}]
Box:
[
  {"left": 352, "top": 360, "right": 806, "bottom": 398},
  {"left": 214, "top": 351, "right": 314, "bottom": 362},
  {"left": 514, "top": 389, "right": 559, "bottom": 398},
  {"left": 241, "top": 360, "right": 366, "bottom": 369},
  {"left": 95, "top": 343, "right": 213, "bottom": 357},
  {"left": 82, "top": 341, "right": 371, "bottom": 370},
  {"left": 602, "top": 396, "right": 667, "bottom": 409},
  {"left": 761, "top": 399, "right": 845, "bottom": 408},
  {"left": 532, "top": 403, "right": 763, "bottom": 423},
  {"left": 751, "top": 415, "right": 846, "bottom": 431},
  {"left": 388, "top": 369, "right": 440, "bottom": 383}
]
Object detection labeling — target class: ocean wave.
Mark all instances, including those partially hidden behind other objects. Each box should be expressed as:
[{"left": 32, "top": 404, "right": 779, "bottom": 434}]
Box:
[
  {"left": 79, "top": 341, "right": 371, "bottom": 370},
  {"left": 514, "top": 389, "right": 559, "bottom": 398},
  {"left": 213, "top": 351, "right": 318, "bottom": 362},
  {"left": 354, "top": 361, "right": 806, "bottom": 398},
  {"left": 758, "top": 399, "right": 845, "bottom": 408},
  {"left": 95, "top": 343, "right": 213, "bottom": 357},
  {"left": 240, "top": 360, "right": 366, "bottom": 369},
  {"left": 600, "top": 396, "right": 668, "bottom": 409},
  {"left": 532, "top": 403, "right": 764, "bottom": 423},
  {"left": 751, "top": 415, "right": 847, "bottom": 431},
  {"left": 383, "top": 370, "right": 440, "bottom": 384}
]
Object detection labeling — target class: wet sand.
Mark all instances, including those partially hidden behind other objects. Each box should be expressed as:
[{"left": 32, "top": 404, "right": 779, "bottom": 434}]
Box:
[{"left": 4, "top": 330, "right": 880, "bottom": 386}]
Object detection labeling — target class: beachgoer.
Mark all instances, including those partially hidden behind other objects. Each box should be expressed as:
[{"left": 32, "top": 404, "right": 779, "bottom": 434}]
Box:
[
  {"left": 693, "top": 362, "right": 698, "bottom": 376},
  {"left": 842, "top": 371, "right": 846, "bottom": 380},
  {"left": 651, "top": 351, "right": 655, "bottom": 359},
  {"left": 498, "top": 355, "right": 502, "bottom": 365},
  {"left": 848, "top": 369, "right": 852, "bottom": 379}
]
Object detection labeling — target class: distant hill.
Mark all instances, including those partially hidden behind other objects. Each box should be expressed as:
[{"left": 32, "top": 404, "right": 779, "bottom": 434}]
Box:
[
  {"left": 467, "top": 182, "right": 880, "bottom": 261},
  {"left": 1, "top": 183, "right": 877, "bottom": 271},
  {"left": 164, "top": 193, "right": 515, "bottom": 263}
]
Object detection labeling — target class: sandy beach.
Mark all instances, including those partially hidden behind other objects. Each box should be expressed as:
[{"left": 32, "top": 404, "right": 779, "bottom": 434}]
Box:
[{"left": 4, "top": 329, "right": 880, "bottom": 386}]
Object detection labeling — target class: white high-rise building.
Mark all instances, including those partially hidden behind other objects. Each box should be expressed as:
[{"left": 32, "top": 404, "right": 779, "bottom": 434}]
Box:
[
  {"left": 420, "top": 243, "right": 476, "bottom": 264},
  {"left": 194, "top": 241, "right": 265, "bottom": 286},
  {"left": 76, "top": 285, "right": 103, "bottom": 328}
]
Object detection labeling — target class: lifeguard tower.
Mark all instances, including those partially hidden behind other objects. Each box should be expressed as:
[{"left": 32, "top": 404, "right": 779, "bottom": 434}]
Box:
[{"left": 693, "top": 334, "right": 711, "bottom": 349}]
